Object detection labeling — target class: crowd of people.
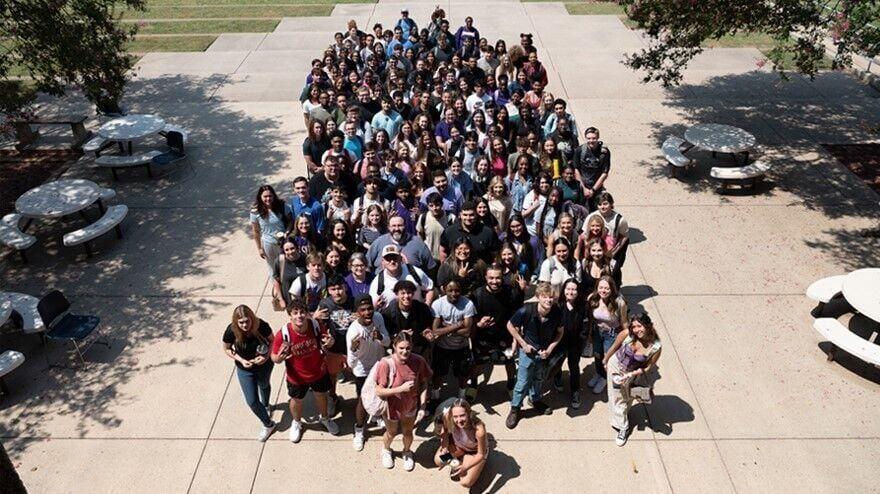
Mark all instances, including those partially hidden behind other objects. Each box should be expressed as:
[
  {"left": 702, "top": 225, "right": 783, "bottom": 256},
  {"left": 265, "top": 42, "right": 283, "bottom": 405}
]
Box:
[{"left": 231, "top": 8, "right": 662, "bottom": 485}]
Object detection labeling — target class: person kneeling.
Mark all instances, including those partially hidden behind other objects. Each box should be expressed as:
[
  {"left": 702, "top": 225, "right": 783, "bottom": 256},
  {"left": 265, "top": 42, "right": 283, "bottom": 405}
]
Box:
[{"left": 434, "top": 399, "right": 489, "bottom": 489}]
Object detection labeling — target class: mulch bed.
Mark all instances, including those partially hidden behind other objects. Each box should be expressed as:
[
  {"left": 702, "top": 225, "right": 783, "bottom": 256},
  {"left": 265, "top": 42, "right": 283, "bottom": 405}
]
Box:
[
  {"left": 0, "top": 150, "right": 80, "bottom": 216},
  {"left": 823, "top": 144, "right": 880, "bottom": 195}
]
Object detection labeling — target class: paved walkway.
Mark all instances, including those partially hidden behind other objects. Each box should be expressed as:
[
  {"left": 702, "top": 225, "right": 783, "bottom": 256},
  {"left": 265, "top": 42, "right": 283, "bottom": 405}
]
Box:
[{"left": 2, "top": 1, "right": 880, "bottom": 492}]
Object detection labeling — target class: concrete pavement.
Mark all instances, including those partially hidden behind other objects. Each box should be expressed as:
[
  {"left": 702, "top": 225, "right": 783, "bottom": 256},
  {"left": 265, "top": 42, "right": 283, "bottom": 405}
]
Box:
[{"left": 1, "top": 2, "right": 879, "bottom": 492}]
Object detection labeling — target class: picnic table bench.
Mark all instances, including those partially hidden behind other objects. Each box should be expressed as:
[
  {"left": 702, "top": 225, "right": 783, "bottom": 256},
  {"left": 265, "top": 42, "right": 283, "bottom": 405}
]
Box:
[{"left": 13, "top": 115, "right": 92, "bottom": 151}]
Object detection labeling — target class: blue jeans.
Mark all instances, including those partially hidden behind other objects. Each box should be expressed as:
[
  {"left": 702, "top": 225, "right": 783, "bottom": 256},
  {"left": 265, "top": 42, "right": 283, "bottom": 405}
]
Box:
[
  {"left": 511, "top": 349, "right": 544, "bottom": 408},
  {"left": 236, "top": 364, "right": 273, "bottom": 426},
  {"left": 592, "top": 329, "right": 618, "bottom": 379}
]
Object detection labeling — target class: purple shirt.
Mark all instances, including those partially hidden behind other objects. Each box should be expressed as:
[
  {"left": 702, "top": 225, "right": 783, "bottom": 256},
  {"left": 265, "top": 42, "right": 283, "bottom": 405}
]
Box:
[{"left": 345, "top": 272, "right": 374, "bottom": 299}]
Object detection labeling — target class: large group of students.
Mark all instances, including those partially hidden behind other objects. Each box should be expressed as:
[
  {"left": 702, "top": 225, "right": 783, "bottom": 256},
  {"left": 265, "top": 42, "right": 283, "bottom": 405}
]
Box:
[{"left": 228, "top": 8, "right": 662, "bottom": 486}]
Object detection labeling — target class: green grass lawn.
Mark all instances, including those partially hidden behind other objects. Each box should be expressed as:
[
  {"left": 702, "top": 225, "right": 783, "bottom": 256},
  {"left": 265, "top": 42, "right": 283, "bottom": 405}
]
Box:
[
  {"left": 134, "top": 19, "right": 280, "bottom": 34},
  {"left": 142, "top": 0, "right": 372, "bottom": 4},
  {"left": 124, "top": 5, "right": 330, "bottom": 18},
  {"left": 117, "top": 0, "right": 365, "bottom": 51},
  {"left": 128, "top": 35, "right": 218, "bottom": 53},
  {"left": 563, "top": 2, "right": 625, "bottom": 15}
]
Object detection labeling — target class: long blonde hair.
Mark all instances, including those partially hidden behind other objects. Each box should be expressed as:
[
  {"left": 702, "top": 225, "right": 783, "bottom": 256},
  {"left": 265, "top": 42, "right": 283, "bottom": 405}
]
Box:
[{"left": 442, "top": 399, "right": 483, "bottom": 436}]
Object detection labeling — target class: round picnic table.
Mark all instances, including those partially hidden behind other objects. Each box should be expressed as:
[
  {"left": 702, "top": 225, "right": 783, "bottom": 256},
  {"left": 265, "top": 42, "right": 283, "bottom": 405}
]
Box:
[
  {"left": 842, "top": 268, "right": 880, "bottom": 323},
  {"left": 15, "top": 179, "right": 101, "bottom": 219},
  {"left": 97, "top": 114, "right": 166, "bottom": 154},
  {"left": 685, "top": 123, "right": 756, "bottom": 165}
]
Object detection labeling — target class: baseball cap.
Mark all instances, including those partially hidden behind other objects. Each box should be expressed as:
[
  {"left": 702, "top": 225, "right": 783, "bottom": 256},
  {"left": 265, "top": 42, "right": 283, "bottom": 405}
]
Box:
[{"left": 382, "top": 244, "right": 401, "bottom": 258}]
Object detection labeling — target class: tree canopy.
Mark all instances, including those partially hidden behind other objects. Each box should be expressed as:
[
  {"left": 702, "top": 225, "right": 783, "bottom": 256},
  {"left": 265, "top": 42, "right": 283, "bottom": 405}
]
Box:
[
  {"left": 0, "top": 0, "right": 145, "bottom": 116},
  {"left": 621, "top": 0, "right": 880, "bottom": 85}
]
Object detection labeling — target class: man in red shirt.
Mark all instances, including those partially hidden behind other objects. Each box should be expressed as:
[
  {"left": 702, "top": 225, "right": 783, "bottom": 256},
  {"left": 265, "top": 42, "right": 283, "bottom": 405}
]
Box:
[{"left": 271, "top": 299, "right": 340, "bottom": 442}]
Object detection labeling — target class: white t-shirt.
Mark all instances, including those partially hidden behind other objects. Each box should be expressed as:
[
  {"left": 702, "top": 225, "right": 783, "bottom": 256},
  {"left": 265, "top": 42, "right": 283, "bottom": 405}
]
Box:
[
  {"left": 465, "top": 93, "right": 491, "bottom": 113},
  {"left": 431, "top": 296, "right": 476, "bottom": 350},
  {"left": 538, "top": 257, "right": 583, "bottom": 290},
  {"left": 352, "top": 195, "right": 390, "bottom": 225},
  {"left": 584, "top": 210, "right": 629, "bottom": 238},
  {"left": 369, "top": 265, "right": 434, "bottom": 304},
  {"left": 521, "top": 190, "right": 546, "bottom": 237},
  {"left": 346, "top": 313, "right": 391, "bottom": 377}
]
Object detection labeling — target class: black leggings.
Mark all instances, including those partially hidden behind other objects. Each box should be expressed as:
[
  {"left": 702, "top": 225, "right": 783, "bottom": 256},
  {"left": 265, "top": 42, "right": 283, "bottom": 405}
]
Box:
[{"left": 552, "top": 346, "right": 582, "bottom": 392}]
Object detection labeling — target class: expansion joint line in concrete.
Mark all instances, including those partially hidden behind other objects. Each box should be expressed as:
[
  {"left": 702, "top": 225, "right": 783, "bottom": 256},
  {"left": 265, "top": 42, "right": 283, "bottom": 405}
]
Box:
[{"left": 628, "top": 246, "right": 739, "bottom": 493}]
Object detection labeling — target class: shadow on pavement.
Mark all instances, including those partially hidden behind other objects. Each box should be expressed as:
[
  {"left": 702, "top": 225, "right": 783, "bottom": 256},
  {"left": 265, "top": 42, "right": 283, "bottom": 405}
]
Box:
[{"left": 0, "top": 72, "right": 290, "bottom": 461}]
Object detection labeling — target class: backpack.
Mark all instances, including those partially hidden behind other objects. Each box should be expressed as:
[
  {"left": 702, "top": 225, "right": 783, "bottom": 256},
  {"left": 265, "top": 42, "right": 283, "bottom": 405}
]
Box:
[
  {"left": 294, "top": 274, "right": 327, "bottom": 311},
  {"left": 360, "top": 356, "right": 396, "bottom": 419},
  {"left": 417, "top": 212, "right": 451, "bottom": 234},
  {"left": 280, "top": 319, "right": 324, "bottom": 356},
  {"left": 377, "top": 263, "right": 422, "bottom": 295}
]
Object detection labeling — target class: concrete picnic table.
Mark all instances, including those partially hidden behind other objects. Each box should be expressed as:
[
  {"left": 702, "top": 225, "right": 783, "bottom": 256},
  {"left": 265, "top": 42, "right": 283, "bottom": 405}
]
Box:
[
  {"left": 98, "top": 114, "right": 166, "bottom": 155},
  {"left": 0, "top": 292, "right": 44, "bottom": 333},
  {"left": 842, "top": 268, "right": 880, "bottom": 323},
  {"left": 0, "top": 298, "right": 11, "bottom": 327},
  {"left": 15, "top": 179, "right": 102, "bottom": 220},
  {"left": 684, "top": 123, "right": 756, "bottom": 165}
]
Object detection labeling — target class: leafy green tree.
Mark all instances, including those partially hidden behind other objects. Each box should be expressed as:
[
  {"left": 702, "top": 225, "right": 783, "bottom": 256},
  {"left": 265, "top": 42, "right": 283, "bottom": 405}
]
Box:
[
  {"left": 621, "top": 0, "right": 880, "bottom": 85},
  {"left": 0, "top": 0, "right": 145, "bottom": 115}
]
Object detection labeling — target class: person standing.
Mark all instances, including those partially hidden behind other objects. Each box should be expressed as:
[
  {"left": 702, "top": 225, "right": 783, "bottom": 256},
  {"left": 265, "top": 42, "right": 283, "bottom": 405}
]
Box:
[
  {"left": 573, "top": 127, "right": 610, "bottom": 211},
  {"left": 270, "top": 299, "right": 340, "bottom": 443},
  {"left": 505, "top": 282, "right": 563, "bottom": 429},
  {"left": 429, "top": 280, "right": 477, "bottom": 402},
  {"left": 376, "top": 333, "right": 433, "bottom": 471},
  {"left": 381, "top": 280, "right": 435, "bottom": 359},
  {"left": 317, "top": 275, "right": 357, "bottom": 417},
  {"left": 604, "top": 312, "right": 661, "bottom": 446},
  {"left": 347, "top": 295, "right": 391, "bottom": 451},
  {"left": 250, "top": 185, "right": 291, "bottom": 275},
  {"left": 552, "top": 278, "right": 588, "bottom": 408},
  {"left": 222, "top": 305, "right": 276, "bottom": 441},
  {"left": 470, "top": 264, "right": 522, "bottom": 397},
  {"left": 587, "top": 275, "right": 628, "bottom": 395}
]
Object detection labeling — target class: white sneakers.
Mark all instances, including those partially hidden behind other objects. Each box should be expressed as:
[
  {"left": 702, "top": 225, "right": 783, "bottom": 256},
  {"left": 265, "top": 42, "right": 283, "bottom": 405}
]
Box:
[
  {"left": 320, "top": 416, "right": 339, "bottom": 435},
  {"left": 289, "top": 416, "right": 339, "bottom": 444},
  {"left": 402, "top": 451, "right": 415, "bottom": 472},
  {"left": 353, "top": 427, "right": 365, "bottom": 451},
  {"left": 615, "top": 428, "right": 628, "bottom": 447},
  {"left": 380, "top": 449, "right": 415, "bottom": 471},
  {"left": 591, "top": 377, "right": 607, "bottom": 395},
  {"left": 258, "top": 421, "right": 276, "bottom": 442},
  {"left": 381, "top": 448, "right": 394, "bottom": 469},
  {"left": 289, "top": 420, "right": 303, "bottom": 443}
]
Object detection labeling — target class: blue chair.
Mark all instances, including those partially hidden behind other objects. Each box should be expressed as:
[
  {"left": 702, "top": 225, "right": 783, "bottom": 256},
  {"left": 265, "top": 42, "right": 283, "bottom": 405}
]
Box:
[{"left": 37, "top": 290, "right": 104, "bottom": 365}]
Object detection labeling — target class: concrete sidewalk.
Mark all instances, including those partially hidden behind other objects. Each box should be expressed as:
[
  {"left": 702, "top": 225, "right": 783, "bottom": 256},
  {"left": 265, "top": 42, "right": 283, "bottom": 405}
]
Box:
[{"left": 2, "top": 1, "right": 879, "bottom": 492}]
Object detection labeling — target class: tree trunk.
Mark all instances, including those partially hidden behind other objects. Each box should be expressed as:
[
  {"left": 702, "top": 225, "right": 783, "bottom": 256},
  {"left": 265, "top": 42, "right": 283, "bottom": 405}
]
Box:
[{"left": 0, "top": 441, "right": 27, "bottom": 494}]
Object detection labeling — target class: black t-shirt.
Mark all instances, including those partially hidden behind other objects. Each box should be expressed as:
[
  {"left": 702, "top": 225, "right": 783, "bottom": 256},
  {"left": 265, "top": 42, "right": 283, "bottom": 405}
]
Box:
[
  {"left": 309, "top": 170, "right": 358, "bottom": 203},
  {"left": 471, "top": 285, "right": 523, "bottom": 342},
  {"left": 380, "top": 299, "right": 433, "bottom": 349},
  {"left": 273, "top": 255, "right": 301, "bottom": 305},
  {"left": 510, "top": 303, "right": 561, "bottom": 350},
  {"left": 439, "top": 221, "right": 500, "bottom": 264},
  {"left": 318, "top": 296, "right": 356, "bottom": 354},
  {"left": 222, "top": 320, "right": 274, "bottom": 370},
  {"left": 302, "top": 137, "right": 331, "bottom": 165},
  {"left": 574, "top": 142, "right": 611, "bottom": 188},
  {"left": 559, "top": 303, "right": 588, "bottom": 351}
]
